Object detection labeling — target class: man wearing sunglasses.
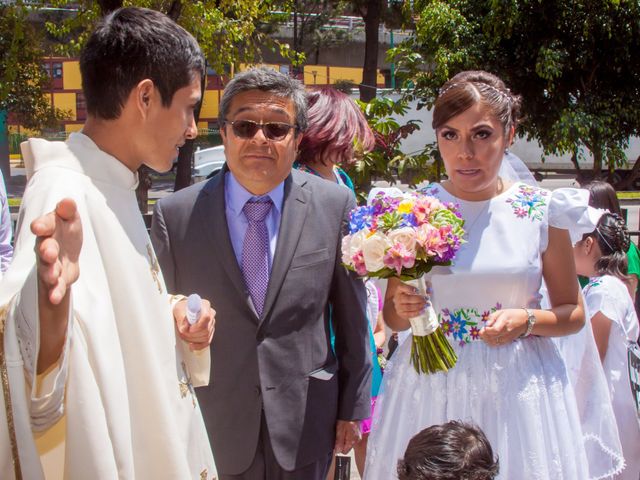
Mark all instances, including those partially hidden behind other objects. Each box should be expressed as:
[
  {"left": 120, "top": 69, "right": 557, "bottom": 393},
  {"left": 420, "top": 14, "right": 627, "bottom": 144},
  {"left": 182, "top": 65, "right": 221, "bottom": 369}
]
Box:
[{"left": 152, "top": 67, "right": 372, "bottom": 480}]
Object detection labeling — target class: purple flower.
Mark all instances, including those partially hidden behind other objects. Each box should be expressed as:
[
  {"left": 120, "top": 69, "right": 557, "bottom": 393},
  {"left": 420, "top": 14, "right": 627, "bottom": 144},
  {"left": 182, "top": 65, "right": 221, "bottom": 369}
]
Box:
[
  {"left": 371, "top": 194, "right": 401, "bottom": 216},
  {"left": 441, "top": 319, "right": 452, "bottom": 336},
  {"left": 470, "top": 326, "right": 481, "bottom": 340}
]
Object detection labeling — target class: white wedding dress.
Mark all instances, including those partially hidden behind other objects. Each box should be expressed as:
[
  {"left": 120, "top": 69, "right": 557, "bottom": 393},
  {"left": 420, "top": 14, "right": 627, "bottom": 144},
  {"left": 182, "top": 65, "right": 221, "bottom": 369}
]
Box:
[{"left": 364, "top": 182, "right": 591, "bottom": 480}]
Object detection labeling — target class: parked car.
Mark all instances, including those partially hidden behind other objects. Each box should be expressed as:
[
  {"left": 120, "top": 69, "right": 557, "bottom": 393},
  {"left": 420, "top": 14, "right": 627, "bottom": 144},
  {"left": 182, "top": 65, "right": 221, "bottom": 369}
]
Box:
[{"left": 193, "top": 145, "right": 226, "bottom": 181}]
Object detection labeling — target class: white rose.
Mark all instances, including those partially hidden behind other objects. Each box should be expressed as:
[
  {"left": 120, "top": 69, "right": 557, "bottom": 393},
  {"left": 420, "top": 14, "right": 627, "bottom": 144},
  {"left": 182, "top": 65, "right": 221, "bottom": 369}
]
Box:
[
  {"left": 349, "top": 229, "right": 368, "bottom": 253},
  {"left": 341, "top": 235, "right": 352, "bottom": 265},
  {"left": 342, "top": 228, "right": 369, "bottom": 267},
  {"left": 362, "top": 232, "right": 392, "bottom": 272},
  {"left": 387, "top": 227, "right": 417, "bottom": 254},
  {"left": 342, "top": 229, "right": 369, "bottom": 266}
]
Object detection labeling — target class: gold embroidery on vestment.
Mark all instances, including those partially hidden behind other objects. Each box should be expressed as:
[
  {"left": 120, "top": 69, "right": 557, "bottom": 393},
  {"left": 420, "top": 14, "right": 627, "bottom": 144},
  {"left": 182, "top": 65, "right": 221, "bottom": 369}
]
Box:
[
  {"left": 199, "top": 469, "right": 208, "bottom": 479},
  {"left": 179, "top": 361, "right": 197, "bottom": 408},
  {"left": 146, "top": 244, "right": 163, "bottom": 293},
  {"left": 1, "top": 303, "right": 23, "bottom": 479}
]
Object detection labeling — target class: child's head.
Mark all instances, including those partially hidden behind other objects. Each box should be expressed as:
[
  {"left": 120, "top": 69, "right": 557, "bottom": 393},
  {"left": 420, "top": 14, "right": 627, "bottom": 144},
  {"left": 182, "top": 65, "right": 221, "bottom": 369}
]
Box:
[
  {"left": 573, "top": 212, "right": 630, "bottom": 280},
  {"left": 583, "top": 181, "right": 622, "bottom": 216},
  {"left": 397, "top": 421, "right": 499, "bottom": 480}
]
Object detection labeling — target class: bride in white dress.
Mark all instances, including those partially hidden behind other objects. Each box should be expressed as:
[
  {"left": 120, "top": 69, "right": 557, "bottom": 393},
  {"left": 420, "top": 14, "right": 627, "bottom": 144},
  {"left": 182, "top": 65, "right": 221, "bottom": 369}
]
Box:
[{"left": 364, "top": 71, "right": 594, "bottom": 479}]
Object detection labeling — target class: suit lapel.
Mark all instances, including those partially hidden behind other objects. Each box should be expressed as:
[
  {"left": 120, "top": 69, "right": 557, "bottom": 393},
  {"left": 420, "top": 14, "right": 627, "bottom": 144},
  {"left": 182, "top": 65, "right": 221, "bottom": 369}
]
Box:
[
  {"left": 198, "top": 170, "right": 257, "bottom": 319},
  {"left": 260, "top": 173, "right": 310, "bottom": 325}
]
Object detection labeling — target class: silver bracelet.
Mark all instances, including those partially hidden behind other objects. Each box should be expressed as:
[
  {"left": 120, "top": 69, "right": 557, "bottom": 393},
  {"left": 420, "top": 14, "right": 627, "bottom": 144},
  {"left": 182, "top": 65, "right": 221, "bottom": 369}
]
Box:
[{"left": 520, "top": 308, "right": 536, "bottom": 338}]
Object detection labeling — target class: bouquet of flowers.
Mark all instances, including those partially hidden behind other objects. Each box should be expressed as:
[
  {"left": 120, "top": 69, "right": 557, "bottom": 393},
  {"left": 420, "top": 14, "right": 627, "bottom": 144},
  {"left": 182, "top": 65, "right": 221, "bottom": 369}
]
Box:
[{"left": 342, "top": 191, "right": 465, "bottom": 374}]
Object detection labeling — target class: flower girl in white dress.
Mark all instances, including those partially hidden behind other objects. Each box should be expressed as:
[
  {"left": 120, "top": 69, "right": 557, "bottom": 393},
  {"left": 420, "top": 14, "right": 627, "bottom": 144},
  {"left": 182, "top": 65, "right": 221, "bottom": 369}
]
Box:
[
  {"left": 573, "top": 212, "right": 640, "bottom": 479},
  {"left": 364, "top": 71, "right": 592, "bottom": 479}
]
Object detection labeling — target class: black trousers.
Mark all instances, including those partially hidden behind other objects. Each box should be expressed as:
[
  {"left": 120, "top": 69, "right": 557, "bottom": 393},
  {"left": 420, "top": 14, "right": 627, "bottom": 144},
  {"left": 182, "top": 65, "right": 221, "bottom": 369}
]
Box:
[{"left": 219, "top": 412, "right": 333, "bottom": 480}]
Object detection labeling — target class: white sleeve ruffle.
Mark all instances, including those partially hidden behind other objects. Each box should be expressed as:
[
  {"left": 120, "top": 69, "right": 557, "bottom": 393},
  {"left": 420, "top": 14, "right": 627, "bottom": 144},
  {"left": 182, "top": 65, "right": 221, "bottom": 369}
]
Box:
[{"left": 547, "top": 187, "right": 605, "bottom": 244}]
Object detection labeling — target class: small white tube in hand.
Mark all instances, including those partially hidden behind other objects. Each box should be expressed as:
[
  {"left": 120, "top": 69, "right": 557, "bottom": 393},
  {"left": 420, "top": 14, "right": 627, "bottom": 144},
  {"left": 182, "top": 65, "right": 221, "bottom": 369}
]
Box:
[{"left": 186, "top": 293, "right": 202, "bottom": 325}]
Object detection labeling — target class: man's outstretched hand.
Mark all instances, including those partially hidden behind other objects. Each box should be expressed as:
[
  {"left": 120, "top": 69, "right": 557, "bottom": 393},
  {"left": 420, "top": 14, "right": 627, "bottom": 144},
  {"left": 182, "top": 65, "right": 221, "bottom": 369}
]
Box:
[
  {"left": 32, "top": 198, "right": 82, "bottom": 305},
  {"left": 32, "top": 198, "right": 82, "bottom": 373}
]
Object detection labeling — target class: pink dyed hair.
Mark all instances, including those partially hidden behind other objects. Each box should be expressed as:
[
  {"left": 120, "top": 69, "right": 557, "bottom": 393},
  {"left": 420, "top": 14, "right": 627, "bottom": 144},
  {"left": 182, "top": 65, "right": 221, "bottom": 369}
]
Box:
[{"left": 297, "top": 87, "right": 375, "bottom": 167}]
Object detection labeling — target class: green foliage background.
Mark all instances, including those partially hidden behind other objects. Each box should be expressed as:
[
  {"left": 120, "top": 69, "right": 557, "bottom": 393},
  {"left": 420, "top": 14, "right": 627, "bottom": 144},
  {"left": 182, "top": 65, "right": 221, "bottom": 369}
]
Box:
[{"left": 390, "top": 0, "right": 640, "bottom": 179}]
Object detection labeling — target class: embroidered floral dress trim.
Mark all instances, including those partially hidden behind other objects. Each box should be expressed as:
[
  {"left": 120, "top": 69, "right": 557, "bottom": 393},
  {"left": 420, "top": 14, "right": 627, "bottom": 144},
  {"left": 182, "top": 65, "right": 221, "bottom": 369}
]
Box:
[
  {"left": 506, "top": 185, "right": 548, "bottom": 221},
  {"left": 417, "top": 183, "right": 440, "bottom": 196},
  {"left": 439, "top": 303, "right": 502, "bottom": 346},
  {"left": 583, "top": 278, "right": 603, "bottom": 297}
]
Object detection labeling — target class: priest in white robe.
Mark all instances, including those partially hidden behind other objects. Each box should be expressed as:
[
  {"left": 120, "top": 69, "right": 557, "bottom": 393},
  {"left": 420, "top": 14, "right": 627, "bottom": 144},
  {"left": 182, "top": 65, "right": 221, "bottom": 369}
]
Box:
[{"left": 0, "top": 7, "right": 216, "bottom": 479}]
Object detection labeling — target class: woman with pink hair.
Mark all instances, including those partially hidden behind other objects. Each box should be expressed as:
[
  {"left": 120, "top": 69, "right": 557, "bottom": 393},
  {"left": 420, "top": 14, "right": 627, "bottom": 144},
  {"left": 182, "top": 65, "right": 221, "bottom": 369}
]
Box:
[
  {"left": 295, "top": 86, "right": 384, "bottom": 478},
  {"left": 295, "top": 87, "right": 375, "bottom": 191}
]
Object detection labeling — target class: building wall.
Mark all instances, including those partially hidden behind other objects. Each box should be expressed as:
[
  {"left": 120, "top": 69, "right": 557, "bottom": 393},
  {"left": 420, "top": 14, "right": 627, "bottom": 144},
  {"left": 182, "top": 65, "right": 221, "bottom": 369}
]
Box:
[{"left": 8, "top": 57, "right": 386, "bottom": 135}]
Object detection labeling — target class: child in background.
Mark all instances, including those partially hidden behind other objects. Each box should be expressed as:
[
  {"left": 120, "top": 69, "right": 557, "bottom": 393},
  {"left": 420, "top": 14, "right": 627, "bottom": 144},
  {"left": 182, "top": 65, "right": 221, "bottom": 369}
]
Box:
[
  {"left": 582, "top": 181, "right": 640, "bottom": 300},
  {"left": 573, "top": 212, "right": 640, "bottom": 479},
  {"left": 397, "top": 420, "right": 499, "bottom": 480}
]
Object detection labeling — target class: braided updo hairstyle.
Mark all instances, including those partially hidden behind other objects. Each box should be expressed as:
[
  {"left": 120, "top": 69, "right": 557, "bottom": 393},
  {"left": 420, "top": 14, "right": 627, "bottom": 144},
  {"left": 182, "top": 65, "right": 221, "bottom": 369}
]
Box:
[
  {"left": 588, "top": 212, "right": 631, "bottom": 282},
  {"left": 432, "top": 71, "right": 522, "bottom": 136}
]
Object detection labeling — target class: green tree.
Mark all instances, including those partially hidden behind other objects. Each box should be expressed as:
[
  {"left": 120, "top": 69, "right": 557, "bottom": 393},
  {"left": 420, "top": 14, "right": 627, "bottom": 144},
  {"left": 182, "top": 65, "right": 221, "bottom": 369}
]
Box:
[
  {"left": 391, "top": 0, "right": 640, "bottom": 183},
  {"left": 351, "top": 0, "right": 407, "bottom": 101},
  {"left": 284, "top": 0, "right": 353, "bottom": 65},
  {"left": 345, "top": 96, "right": 436, "bottom": 201},
  {"left": 0, "top": 2, "right": 68, "bottom": 179}
]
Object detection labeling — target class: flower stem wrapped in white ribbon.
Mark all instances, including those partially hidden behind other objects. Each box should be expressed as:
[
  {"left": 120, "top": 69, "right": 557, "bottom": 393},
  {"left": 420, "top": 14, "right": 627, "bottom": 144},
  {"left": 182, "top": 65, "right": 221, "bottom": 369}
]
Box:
[
  {"left": 342, "top": 189, "right": 465, "bottom": 375},
  {"left": 404, "top": 277, "right": 457, "bottom": 374}
]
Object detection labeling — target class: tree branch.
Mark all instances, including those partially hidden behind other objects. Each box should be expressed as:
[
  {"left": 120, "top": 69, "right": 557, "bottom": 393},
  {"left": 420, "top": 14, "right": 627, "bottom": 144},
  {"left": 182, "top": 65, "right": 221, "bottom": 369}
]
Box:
[{"left": 167, "top": 0, "right": 183, "bottom": 21}]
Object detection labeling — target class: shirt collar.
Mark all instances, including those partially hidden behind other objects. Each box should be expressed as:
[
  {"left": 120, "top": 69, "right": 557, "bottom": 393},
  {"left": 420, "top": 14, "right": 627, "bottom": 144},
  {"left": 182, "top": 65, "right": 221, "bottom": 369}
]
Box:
[{"left": 225, "top": 171, "right": 284, "bottom": 217}]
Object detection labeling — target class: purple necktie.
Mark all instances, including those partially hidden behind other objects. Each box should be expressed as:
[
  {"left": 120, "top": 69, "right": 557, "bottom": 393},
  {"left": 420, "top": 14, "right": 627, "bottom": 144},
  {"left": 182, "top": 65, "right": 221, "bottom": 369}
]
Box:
[{"left": 241, "top": 198, "right": 273, "bottom": 316}]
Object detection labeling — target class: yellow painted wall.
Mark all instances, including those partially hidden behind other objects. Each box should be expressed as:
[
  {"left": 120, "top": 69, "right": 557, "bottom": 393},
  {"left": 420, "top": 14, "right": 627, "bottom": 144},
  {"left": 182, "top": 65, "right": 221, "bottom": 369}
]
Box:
[
  {"left": 304, "top": 65, "right": 328, "bottom": 85},
  {"left": 377, "top": 71, "right": 385, "bottom": 85},
  {"left": 329, "top": 67, "right": 363, "bottom": 85},
  {"left": 200, "top": 90, "right": 220, "bottom": 119},
  {"left": 65, "top": 124, "right": 83, "bottom": 133},
  {"left": 197, "top": 121, "right": 208, "bottom": 130},
  {"left": 53, "top": 92, "right": 77, "bottom": 120},
  {"left": 62, "top": 61, "right": 82, "bottom": 90}
]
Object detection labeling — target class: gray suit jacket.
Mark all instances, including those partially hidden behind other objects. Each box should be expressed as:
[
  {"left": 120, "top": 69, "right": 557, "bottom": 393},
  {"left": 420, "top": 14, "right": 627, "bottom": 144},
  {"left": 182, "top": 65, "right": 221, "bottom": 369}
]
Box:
[{"left": 151, "top": 168, "right": 371, "bottom": 474}]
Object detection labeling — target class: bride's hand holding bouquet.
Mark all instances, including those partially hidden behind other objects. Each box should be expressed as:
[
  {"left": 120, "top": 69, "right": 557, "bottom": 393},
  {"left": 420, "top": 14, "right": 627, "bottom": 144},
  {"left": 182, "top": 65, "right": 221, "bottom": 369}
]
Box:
[{"left": 341, "top": 191, "right": 465, "bottom": 374}]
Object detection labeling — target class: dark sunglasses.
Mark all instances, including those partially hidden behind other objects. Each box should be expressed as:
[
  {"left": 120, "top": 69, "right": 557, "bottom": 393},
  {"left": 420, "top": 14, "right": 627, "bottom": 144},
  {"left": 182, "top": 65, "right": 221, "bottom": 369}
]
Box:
[{"left": 227, "top": 119, "right": 297, "bottom": 141}]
